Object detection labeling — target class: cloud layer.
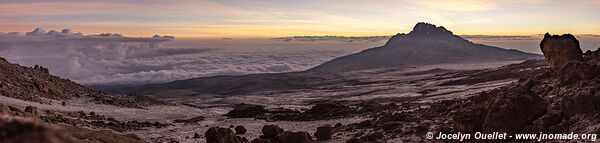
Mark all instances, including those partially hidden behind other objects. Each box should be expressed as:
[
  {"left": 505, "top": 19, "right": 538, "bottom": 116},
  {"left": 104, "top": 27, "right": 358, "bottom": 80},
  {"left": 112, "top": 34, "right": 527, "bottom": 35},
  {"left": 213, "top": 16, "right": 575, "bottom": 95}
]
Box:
[{"left": 0, "top": 28, "right": 375, "bottom": 85}]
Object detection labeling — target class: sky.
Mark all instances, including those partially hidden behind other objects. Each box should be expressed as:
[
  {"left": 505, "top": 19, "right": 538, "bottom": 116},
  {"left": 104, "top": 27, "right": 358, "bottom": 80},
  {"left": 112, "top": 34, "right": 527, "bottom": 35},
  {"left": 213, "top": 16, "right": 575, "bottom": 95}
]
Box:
[{"left": 1, "top": 0, "right": 600, "bottom": 38}]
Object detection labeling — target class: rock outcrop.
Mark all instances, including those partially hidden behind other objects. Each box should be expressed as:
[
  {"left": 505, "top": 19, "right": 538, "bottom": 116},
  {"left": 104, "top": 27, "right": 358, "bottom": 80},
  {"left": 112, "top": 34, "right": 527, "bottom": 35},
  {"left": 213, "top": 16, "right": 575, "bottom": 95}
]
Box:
[
  {"left": 540, "top": 33, "right": 599, "bottom": 83},
  {"left": 540, "top": 33, "right": 583, "bottom": 71},
  {"left": 235, "top": 125, "right": 247, "bottom": 135},
  {"left": 252, "top": 125, "right": 313, "bottom": 143},
  {"left": 225, "top": 104, "right": 267, "bottom": 118},
  {"left": 314, "top": 125, "right": 333, "bottom": 141},
  {"left": 277, "top": 131, "right": 313, "bottom": 143},
  {"left": 454, "top": 34, "right": 600, "bottom": 136},
  {"left": 205, "top": 127, "right": 243, "bottom": 143},
  {"left": 262, "top": 125, "right": 284, "bottom": 138},
  {"left": 0, "top": 117, "right": 78, "bottom": 143}
]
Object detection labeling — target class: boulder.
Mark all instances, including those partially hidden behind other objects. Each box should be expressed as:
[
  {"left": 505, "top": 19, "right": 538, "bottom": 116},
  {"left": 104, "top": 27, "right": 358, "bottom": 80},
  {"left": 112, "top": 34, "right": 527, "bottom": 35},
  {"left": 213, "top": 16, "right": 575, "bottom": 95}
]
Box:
[
  {"left": 560, "top": 89, "right": 600, "bottom": 116},
  {"left": 225, "top": 104, "right": 267, "bottom": 118},
  {"left": 540, "top": 33, "right": 583, "bottom": 71},
  {"left": 556, "top": 61, "right": 598, "bottom": 83},
  {"left": 314, "top": 125, "right": 333, "bottom": 141},
  {"left": 0, "top": 117, "right": 78, "bottom": 143},
  {"left": 262, "top": 125, "right": 284, "bottom": 138},
  {"left": 481, "top": 85, "right": 546, "bottom": 133},
  {"left": 235, "top": 126, "right": 247, "bottom": 134},
  {"left": 193, "top": 132, "right": 201, "bottom": 138},
  {"left": 24, "top": 106, "right": 38, "bottom": 115},
  {"left": 205, "top": 127, "right": 242, "bottom": 143},
  {"left": 277, "top": 131, "right": 313, "bottom": 143}
]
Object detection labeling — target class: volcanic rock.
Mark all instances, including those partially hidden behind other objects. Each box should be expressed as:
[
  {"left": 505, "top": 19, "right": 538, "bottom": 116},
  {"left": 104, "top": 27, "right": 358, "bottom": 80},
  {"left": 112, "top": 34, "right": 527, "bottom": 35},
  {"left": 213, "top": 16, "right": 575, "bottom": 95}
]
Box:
[
  {"left": 262, "top": 125, "right": 284, "bottom": 138},
  {"left": 225, "top": 104, "right": 267, "bottom": 118},
  {"left": 303, "top": 102, "right": 352, "bottom": 119},
  {"left": 276, "top": 131, "right": 313, "bottom": 143},
  {"left": 540, "top": 33, "right": 583, "bottom": 71},
  {"left": 482, "top": 84, "right": 546, "bottom": 133},
  {"left": 314, "top": 125, "right": 333, "bottom": 141},
  {"left": 0, "top": 117, "right": 78, "bottom": 143},
  {"left": 205, "top": 127, "right": 242, "bottom": 143},
  {"left": 556, "top": 61, "right": 598, "bottom": 83},
  {"left": 235, "top": 125, "right": 247, "bottom": 134}
]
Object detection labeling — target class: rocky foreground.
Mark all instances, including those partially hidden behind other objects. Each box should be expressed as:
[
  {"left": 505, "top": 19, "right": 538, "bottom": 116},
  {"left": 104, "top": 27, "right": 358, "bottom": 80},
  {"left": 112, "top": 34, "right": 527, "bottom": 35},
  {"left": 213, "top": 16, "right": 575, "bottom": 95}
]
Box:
[
  {"left": 197, "top": 33, "right": 600, "bottom": 143},
  {"left": 0, "top": 33, "right": 597, "bottom": 143}
]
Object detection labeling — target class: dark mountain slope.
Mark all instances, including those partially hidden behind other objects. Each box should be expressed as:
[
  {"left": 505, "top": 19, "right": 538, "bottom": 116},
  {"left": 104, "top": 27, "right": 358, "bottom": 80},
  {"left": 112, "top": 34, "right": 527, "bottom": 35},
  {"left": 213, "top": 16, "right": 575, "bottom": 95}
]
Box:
[
  {"left": 310, "top": 22, "right": 540, "bottom": 71},
  {"left": 122, "top": 23, "right": 541, "bottom": 97}
]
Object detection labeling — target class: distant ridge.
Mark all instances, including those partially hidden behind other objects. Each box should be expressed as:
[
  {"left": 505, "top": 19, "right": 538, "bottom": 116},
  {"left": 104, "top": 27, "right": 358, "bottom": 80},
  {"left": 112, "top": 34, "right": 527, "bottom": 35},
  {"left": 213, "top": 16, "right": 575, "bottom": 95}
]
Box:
[{"left": 310, "top": 22, "right": 541, "bottom": 71}]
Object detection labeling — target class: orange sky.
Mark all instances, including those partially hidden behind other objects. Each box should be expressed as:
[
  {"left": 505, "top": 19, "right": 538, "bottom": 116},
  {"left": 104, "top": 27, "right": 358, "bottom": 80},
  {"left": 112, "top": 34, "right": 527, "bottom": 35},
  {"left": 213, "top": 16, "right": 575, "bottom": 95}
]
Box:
[{"left": 1, "top": 0, "right": 600, "bottom": 38}]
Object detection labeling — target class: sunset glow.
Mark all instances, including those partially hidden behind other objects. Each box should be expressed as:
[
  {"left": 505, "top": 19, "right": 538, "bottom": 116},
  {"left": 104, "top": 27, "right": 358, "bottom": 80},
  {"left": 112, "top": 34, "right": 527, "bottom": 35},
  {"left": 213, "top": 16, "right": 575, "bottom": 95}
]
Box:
[{"left": 1, "top": 0, "right": 600, "bottom": 37}]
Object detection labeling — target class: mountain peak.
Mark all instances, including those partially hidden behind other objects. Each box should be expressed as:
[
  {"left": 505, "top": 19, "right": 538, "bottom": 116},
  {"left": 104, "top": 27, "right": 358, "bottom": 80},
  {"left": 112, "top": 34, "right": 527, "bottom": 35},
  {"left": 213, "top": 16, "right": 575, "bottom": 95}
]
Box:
[{"left": 408, "top": 22, "right": 453, "bottom": 36}]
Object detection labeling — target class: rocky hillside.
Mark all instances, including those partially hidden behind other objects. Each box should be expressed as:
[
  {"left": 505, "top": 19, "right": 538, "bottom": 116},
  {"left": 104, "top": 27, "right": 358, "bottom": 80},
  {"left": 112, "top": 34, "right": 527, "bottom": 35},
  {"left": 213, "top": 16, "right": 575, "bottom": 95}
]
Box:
[
  {"left": 453, "top": 33, "right": 600, "bottom": 136},
  {"left": 0, "top": 57, "right": 162, "bottom": 107},
  {"left": 0, "top": 57, "right": 101, "bottom": 102},
  {"left": 311, "top": 22, "right": 541, "bottom": 71}
]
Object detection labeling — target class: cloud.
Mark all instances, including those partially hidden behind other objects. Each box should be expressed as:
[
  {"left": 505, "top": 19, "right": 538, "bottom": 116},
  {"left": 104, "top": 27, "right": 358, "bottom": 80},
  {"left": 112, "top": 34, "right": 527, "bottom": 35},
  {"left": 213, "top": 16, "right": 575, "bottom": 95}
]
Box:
[
  {"left": 271, "top": 36, "right": 391, "bottom": 42},
  {"left": 0, "top": 28, "right": 357, "bottom": 85}
]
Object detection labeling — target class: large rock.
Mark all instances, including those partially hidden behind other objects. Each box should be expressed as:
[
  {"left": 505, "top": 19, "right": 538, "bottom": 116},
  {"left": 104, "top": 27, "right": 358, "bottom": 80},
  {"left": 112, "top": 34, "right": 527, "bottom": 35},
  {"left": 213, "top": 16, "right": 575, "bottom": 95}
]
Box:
[
  {"left": 560, "top": 89, "right": 600, "bottom": 116},
  {"left": 540, "top": 33, "right": 583, "bottom": 71},
  {"left": 0, "top": 117, "right": 78, "bottom": 143},
  {"left": 276, "top": 131, "right": 313, "bottom": 143},
  {"left": 235, "top": 126, "right": 247, "bottom": 135},
  {"left": 225, "top": 104, "right": 267, "bottom": 118},
  {"left": 314, "top": 125, "right": 333, "bottom": 141},
  {"left": 556, "top": 61, "right": 598, "bottom": 83},
  {"left": 205, "top": 127, "right": 242, "bottom": 143},
  {"left": 481, "top": 85, "right": 546, "bottom": 133},
  {"left": 262, "top": 125, "right": 284, "bottom": 138}
]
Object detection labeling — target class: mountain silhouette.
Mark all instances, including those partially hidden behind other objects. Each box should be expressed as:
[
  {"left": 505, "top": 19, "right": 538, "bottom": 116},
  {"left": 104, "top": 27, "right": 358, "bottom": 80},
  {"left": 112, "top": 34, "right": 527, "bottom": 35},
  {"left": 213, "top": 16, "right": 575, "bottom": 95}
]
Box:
[
  {"left": 310, "top": 22, "right": 540, "bottom": 71},
  {"left": 122, "top": 22, "right": 541, "bottom": 97}
]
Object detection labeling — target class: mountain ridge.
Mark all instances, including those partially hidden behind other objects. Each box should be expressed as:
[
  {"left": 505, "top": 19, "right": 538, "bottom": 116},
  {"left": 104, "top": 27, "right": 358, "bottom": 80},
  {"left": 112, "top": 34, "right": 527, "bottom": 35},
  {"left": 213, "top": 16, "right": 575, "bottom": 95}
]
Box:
[
  {"left": 310, "top": 22, "right": 541, "bottom": 71},
  {"left": 121, "top": 22, "right": 541, "bottom": 97}
]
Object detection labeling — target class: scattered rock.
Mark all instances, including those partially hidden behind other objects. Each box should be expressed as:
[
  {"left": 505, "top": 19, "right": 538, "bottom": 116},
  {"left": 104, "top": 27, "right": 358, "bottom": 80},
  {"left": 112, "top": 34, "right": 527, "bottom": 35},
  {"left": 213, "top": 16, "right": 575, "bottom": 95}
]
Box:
[
  {"left": 24, "top": 106, "right": 37, "bottom": 115},
  {"left": 277, "top": 131, "right": 313, "bottom": 143},
  {"left": 205, "top": 127, "right": 242, "bottom": 143},
  {"left": 0, "top": 117, "right": 78, "bottom": 143},
  {"left": 303, "top": 102, "right": 352, "bottom": 118},
  {"left": 556, "top": 61, "right": 598, "bottom": 83},
  {"left": 193, "top": 132, "right": 201, "bottom": 138},
  {"left": 356, "top": 120, "right": 372, "bottom": 128},
  {"left": 314, "top": 125, "right": 333, "bottom": 141},
  {"left": 262, "top": 125, "right": 284, "bottom": 138},
  {"left": 225, "top": 104, "right": 267, "bottom": 118},
  {"left": 235, "top": 126, "right": 247, "bottom": 134},
  {"left": 482, "top": 85, "right": 546, "bottom": 133}
]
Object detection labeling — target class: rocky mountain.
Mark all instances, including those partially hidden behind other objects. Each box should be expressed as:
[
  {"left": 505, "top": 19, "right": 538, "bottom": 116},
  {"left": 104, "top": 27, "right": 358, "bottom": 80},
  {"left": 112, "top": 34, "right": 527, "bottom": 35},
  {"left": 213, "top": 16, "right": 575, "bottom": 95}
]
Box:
[
  {"left": 0, "top": 57, "right": 161, "bottom": 107},
  {"left": 0, "top": 57, "right": 100, "bottom": 102},
  {"left": 310, "top": 22, "right": 540, "bottom": 71}
]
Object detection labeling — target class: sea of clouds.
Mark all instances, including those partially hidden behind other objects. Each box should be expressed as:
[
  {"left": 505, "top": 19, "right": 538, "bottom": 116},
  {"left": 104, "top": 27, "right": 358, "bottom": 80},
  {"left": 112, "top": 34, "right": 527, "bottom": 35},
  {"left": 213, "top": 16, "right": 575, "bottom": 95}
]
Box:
[{"left": 0, "top": 29, "right": 380, "bottom": 85}]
